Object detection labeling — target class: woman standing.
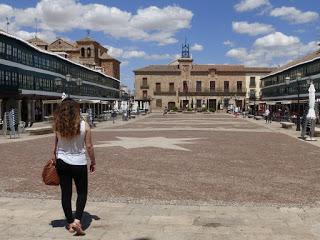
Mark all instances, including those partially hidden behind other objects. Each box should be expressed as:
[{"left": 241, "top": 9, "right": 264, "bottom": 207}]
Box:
[{"left": 52, "top": 98, "right": 96, "bottom": 235}]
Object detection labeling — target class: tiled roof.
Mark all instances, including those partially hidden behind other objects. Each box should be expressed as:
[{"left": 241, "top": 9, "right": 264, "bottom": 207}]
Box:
[
  {"left": 27, "top": 37, "right": 48, "bottom": 46},
  {"left": 264, "top": 50, "right": 320, "bottom": 78},
  {"left": 100, "top": 52, "right": 120, "bottom": 62},
  {"left": 134, "top": 64, "right": 274, "bottom": 73}
]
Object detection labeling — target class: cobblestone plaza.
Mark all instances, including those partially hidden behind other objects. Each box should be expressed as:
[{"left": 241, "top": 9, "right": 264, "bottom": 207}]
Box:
[{"left": 1, "top": 113, "right": 320, "bottom": 239}]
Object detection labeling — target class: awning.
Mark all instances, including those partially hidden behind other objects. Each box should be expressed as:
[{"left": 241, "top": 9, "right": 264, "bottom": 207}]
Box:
[
  {"left": 266, "top": 101, "right": 276, "bottom": 105},
  {"left": 77, "top": 99, "right": 100, "bottom": 104},
  {"left": 42, "top": 99, "right": 62, "bottom": 104},
  {"left": 281, "top": 100, "right": 292, "bottom": 104}
]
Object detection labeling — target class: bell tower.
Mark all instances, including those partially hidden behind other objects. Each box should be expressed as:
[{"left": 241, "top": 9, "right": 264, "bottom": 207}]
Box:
[{"left": 181, "top": 38, "right": 190, "bottom": 58}]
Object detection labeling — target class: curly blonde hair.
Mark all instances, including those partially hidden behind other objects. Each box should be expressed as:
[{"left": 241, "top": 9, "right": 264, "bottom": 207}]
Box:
[{"left": 53, "top": 98, "right": 81, "bottom": 140}]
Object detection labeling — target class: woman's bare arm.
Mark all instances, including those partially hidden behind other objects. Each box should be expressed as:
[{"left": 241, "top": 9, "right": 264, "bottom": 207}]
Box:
[{"left": 85, "top": 123, "right": 96, "bottom": 172}]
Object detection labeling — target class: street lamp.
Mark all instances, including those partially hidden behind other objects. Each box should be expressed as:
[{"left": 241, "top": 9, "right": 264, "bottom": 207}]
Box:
[
  {"left": 54, "top": 75, "right": 82, "bottom": 98},
  {"left": 250, "top": 90, "right": 256, "bottom": 116},
  {"left": 296, "top": 72, "right": 302, "bottom": 131}
]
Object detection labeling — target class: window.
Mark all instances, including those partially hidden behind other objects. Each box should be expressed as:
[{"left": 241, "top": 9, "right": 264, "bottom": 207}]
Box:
[
  {"left": 156, "top": 82, "right": 161, "bottom": 92},
  {"left": 81, "top": 48, "right": 85, "bottom": 57},
  {"left": 0, "top": 70, "right": 4, "bottom": 85},
  {"left": 169, "top": 82, "right": 174, "bottom": 92},
  {"left": 156, "top": 99, "right": 162, "bottom": 107},
  {"left": 250, "top": 89, "right": 256, "bottom": 98},
  {"left": 6, "top": 44, "right": 12, "bottom": 55},
  {"left": 183, "top": 81, "right": 188, "bottom": 92},
  {"left": 143, "top": 90, "right": 147, "bottom": 98},
  {"left": 12, "top": 47, "right": 17, "bottom": 58},
  {"left": 210, "top": 81, "right": 215, "bottom": 92},
  {"left": 250, "top": 77, "right": 256, "bottom": 87},
  {"left": 5, "top": 71, "right": 11, "bottom": 85},
  {"left": 237, "top": 81, "right": 242, "bottom": 92},
  {"left": 0, "top": 42, "right": 5, "bottom": 53},
  {"left": 12, "top": 72, "right": 17, "bottom": 86},
  {"left": 142, "top": 77, "right": 147, "bottom": 86},
  {"left": 196, "top": 81, "right": 202, "bottom": 92},
  {"left": 224, "top": 81, "right": 229, "bottom": 92},
  {"left": 87, "top": 48, "right": 91, "bottom": 57}
]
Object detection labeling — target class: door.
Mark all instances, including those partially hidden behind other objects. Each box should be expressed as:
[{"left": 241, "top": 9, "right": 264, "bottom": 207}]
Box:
[
  {"left": 208, "top": 99, "right": 216, "bottom": 111},
  {"left": 168, "top": 102, "right": 176, "bottom": 110}
]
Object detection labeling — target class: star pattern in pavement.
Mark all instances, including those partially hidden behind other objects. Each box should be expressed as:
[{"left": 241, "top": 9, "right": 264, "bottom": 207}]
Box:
[{"left": 95, "top": 137, "right": 201, "bottom": 151}]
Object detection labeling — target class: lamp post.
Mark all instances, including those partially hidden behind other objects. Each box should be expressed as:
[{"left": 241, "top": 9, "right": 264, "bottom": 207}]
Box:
[
  {"left": 54, "top": 75, "right": 82, "bottom": 98},
  {"left": 296, "top": 72, "right": 302, "bottom": 131},
  {"left": 250, "top": 90, "right": 256, "bottom": 116}
]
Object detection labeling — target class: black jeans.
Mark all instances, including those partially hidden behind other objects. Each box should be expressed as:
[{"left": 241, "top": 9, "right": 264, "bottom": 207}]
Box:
[{"left": 56, "top": 159, "right": 88, "bottom": 224}]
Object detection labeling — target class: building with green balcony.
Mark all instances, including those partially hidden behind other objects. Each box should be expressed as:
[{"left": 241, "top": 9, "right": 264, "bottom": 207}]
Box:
[
  {"left": 0, "top": 31, "right": 120, "bottom": 124},
  {"left": 261, "top": 49, "right": 320, "bottom": 114}
]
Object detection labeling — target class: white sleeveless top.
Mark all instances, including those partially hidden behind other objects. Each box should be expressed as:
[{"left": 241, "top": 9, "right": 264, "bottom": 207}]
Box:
[{"left": 56, "top": 120, "right": 87, "bottom": 165}]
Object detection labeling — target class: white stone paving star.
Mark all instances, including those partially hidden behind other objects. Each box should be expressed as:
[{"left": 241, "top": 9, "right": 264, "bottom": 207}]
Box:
[{"left": 95, "top": 137, "right": 201, "bottom": 151}]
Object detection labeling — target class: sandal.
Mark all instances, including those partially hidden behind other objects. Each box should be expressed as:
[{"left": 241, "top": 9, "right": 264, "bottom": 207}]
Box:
[
  {"left": 71, "top": 222, "right": 86, "bottom": 236},
  {"left": 66, "top": 224, "right": 75, "bottom": 233}
]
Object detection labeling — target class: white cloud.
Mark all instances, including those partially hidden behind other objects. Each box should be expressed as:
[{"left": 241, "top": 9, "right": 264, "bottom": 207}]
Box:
[
  {"left": 226, "top": 32, "right": 318, "bottom": 66},
  {"left": 15, "top": 30, "right": 57, "bottom": 43},
  {"left": 190, "top": 43, "right": 203, "bottom": 51},
  {"left": 254, "top": 32, "right": 299, "bottom": 47},
  {"left": 234, "top": 0, "right": 270, "bottom": 12},
  {"left": 0, "top": 0, "right": 193, "bottom": 45},
  {"left": 232, "top": 21, "right": 274, "bottom": 36},
  {"left": 270, "top": 6, "right": 319, "bottom": 24},
  {"left": 105, "top": 45, "right": 176, "bottom": 61},
  {"left": 223, "top": 40, "right": 235, "bottom": 47},
  {"left": 122, "top": 50, "right": 146, "bottom": 59}
]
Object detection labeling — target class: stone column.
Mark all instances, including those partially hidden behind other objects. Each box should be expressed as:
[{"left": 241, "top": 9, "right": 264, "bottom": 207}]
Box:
[
  {"left": 32, "top": 100, "right": 36, "bottom": 122},
  {"left": 0, "top": 99, "right": 2, "bottom": 121},
  {"left": 41, "top": 103, "right": 45, "bottom": 121},
  {"left": 51, "top": 104, "right": 54, "bottom": 116},
  {"left": 27, "top": 100, "right": 32, "bottom": 123},
  {"left": 17, "top": 100, "right": 22, "bottom": 122}
]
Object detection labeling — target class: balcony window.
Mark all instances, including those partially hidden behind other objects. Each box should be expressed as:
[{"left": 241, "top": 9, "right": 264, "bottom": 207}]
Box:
[
  {"left": 0, "top": 42, "right": 5, "bottom": 53},
  {"left": 169, "top": 82, "right": 174, "bottom": 92},
  {"left": 143, "top": 90, "right": 147, "bottom": 98},
  {"left": 196, "top": 81, "right": 202, "bottom": 92},
  {"left": 237, "top": 81, "right": 242, "bottom": 92},
  {"left": 210, "top": 81, "right": 215, "bottom": 92},
  {"left": 250, "top": 77, "right": 256, "bottom": 87},
  {"left": 156, "top": 82, "right": 161, "bottom": 92},
  {"left": 224, "top": 81, "right": 229, "bottom": 92},
  {"left": 142, "top": 77, "right": 147, "bottom": 86}
]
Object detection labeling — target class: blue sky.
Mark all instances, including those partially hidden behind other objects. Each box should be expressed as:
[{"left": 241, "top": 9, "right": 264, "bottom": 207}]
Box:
[{"left": 0, "top": 0, "right": 319, "bottom": 89}]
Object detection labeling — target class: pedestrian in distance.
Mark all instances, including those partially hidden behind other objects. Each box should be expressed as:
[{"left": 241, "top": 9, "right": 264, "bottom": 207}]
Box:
[
  {"left": 268, "top": 109, "right": 272, "bottom": 124},
  {"left": 52, "top": 98, "right": 96, "bottom": 236},
  {"left": 264, "top": 108, "right": 270, "bottom": 123},
  {"left": 163, "top": 106, "right": 168, "bottom": 117}
]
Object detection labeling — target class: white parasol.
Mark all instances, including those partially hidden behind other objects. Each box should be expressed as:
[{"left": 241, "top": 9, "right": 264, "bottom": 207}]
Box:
[{"left": 307, "top": 83, "right": 316, "bottom": 119}]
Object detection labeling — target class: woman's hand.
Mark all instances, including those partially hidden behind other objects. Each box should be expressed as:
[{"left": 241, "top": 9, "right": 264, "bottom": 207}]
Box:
[
  {"left": 90, "top": 162, "right": 96, "bottom": 173},
  {"left": 51, "top": 153, "right": 57, "bottom": 164}
]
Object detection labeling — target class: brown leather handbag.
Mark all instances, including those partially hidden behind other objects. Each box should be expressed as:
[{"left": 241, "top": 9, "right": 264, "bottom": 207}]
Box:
[{"left": 42, "top": 159, "right": 60, "bottom": 186}]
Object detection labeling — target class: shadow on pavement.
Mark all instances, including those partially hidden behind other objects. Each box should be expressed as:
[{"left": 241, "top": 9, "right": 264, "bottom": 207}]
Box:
[{"left": 50, "top": 211, "right": 100, "bottom": 230}]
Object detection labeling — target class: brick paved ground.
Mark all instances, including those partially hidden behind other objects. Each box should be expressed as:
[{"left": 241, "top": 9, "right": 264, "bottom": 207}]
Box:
[
  {"left": 0, "top": 113, "right": 320, "bottom": 205},
  {"left": 1, "top": 112, "right": 320, "bottom": 239}
]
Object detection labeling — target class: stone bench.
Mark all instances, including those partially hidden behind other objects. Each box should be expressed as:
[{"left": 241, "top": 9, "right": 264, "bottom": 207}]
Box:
[
  {"left": 280, "top": 122, "right": 295, "bottom": 129},
  {"left": 25, "top": 126, "right": 53, "bottom": 135},
  {"left": 254, "top": 116, "right": 263, "bottom": 120},
  {"left": 314, "top": 127, "right": 320, "bottom": 137}
]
